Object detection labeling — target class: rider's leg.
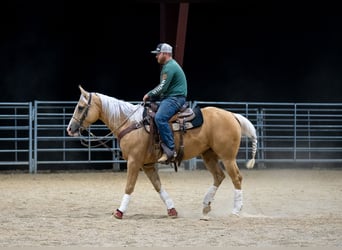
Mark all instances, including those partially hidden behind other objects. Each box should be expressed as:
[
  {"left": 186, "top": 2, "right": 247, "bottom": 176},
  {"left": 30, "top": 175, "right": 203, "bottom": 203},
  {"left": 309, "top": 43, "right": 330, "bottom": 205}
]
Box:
[{"left": 154, "top": 96, "right": 185, "bottom": 162}]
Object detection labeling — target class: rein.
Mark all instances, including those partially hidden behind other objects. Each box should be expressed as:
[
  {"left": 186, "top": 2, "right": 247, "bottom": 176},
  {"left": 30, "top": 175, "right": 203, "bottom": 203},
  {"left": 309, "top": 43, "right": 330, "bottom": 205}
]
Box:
[{"left": 80, "top": 130, "right": 116, "bottom": 153}]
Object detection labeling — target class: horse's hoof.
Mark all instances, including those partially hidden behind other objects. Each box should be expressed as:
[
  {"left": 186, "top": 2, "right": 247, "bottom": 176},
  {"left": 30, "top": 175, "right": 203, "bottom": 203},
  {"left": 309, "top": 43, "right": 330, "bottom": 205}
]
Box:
[
  {"left": 167, "top": 208, "right": 178, "bottom": 218},
  {"left": 202, "top": 203, "right": 211, "bottom": 215},
  {"left": 231, "top": 210, "right": 241, "bottom": 217},
  {"left": 113, "top": 209, "right": 123, "bottom": 219},
  {"left": 200, "top": 215, "right": 210, "bottom": 221}
]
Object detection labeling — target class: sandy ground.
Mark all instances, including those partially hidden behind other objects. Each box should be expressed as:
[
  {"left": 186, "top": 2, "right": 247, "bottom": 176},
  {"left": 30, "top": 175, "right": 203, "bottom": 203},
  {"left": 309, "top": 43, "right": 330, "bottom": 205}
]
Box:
[{"left": 0, "top": 167, "right": 341, "bottom": 247}]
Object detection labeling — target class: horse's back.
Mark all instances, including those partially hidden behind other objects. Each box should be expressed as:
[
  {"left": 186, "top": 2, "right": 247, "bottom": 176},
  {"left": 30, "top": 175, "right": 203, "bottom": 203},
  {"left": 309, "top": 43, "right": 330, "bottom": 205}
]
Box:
[{"left": 200, "top": 106, "right": 241, "bottom": 134}]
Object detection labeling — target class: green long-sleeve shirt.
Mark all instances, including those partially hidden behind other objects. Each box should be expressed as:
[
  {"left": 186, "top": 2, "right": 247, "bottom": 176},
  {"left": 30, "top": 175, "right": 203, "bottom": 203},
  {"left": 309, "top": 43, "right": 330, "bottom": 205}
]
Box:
[{"left": 147, "top": 59, "right": 187, "bottom": 99}]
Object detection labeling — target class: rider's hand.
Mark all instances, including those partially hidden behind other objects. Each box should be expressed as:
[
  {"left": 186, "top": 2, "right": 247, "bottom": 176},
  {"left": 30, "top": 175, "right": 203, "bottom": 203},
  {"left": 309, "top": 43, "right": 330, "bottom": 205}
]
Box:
[{"left": 143, "top": 94, "right": 149, "bottom": 103}]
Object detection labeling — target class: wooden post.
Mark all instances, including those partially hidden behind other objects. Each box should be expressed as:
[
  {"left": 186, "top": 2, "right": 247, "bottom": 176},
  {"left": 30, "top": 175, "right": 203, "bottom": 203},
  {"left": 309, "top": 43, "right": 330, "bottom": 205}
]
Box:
[
  {"left": 159, "top": 2, "right": 189, "bottom": 67},
  {"left": 174, "top": 3, "right": 189, "bottom": 67}
]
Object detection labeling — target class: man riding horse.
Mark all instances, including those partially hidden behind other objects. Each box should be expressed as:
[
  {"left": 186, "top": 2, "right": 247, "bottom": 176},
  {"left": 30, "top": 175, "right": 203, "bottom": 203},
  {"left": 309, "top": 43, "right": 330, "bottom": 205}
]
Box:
[{"left": 143, "top": 43, "right": 188, "bottom": 164}]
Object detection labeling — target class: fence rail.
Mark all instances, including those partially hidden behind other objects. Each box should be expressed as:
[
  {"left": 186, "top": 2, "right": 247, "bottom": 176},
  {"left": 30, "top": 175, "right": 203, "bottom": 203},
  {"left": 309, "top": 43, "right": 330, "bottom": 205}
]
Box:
[{"left": 1, "top": 101, "right": 341, "bottom": 173}]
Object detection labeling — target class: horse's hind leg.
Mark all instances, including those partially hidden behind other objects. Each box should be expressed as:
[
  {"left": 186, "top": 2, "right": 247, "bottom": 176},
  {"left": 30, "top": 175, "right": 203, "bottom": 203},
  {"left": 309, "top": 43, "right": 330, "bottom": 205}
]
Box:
[
  {"left": 201, "top": 149, "right": 226, "bottom": 218},
  {"left": 142, "top": 164, "right": 177, "bottom": 217},
  {"left": 221, "top": 159, "right": 243, "bottom": 215}
]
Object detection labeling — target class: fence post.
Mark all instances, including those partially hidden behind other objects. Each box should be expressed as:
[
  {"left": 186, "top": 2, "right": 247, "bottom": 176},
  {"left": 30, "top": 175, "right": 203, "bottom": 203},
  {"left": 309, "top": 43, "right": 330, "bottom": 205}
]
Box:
[
  {"left": 112, "top": 139, "right": 121, "bottom": 172},
  {"left": 29, "top": 102, "right": 34, "bottom": 173},
  {"left": 33, "top": 101, "right": 38, "bottom": 173},
  {"left": 257, "top": 108, "right": 266, "bottom": 168}
]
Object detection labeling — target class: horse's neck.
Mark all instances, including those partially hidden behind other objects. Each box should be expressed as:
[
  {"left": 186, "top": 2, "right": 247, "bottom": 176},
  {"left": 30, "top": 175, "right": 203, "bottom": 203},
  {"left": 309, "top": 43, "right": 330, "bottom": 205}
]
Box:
[{"left": 97, "top": 94, "right": 143, "bottom": 134}]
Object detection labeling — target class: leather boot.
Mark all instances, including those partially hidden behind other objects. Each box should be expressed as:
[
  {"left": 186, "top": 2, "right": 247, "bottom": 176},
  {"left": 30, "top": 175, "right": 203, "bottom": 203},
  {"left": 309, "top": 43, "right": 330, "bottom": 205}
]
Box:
[
  {"left": 157, "top": 153, "right": 169, "bottom": 163},
  {"left": 158, "top": 143, "right": 176, "bottom": 163}
]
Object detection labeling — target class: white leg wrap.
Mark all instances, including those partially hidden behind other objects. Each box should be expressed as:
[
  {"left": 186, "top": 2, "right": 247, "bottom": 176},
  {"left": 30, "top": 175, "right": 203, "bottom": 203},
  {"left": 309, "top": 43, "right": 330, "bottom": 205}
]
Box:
[
  {"left": 203, "top": 185, "right": 218, "bottom": 206},
  {"left": 159, "top": 187, "right": 174, "bottom": 209},
  {"left": 118, "top": 194, "right": 131, "bottom": 213},
  {"left": 232, "top": 189, "right": 243, "bottom": 215}
]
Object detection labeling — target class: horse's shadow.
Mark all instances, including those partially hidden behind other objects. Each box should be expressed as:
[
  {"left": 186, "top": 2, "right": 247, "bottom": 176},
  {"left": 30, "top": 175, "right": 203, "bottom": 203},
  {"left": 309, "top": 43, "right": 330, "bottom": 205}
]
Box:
[{"left": 116, "top": 213, "right": 173, "bottom": 220}]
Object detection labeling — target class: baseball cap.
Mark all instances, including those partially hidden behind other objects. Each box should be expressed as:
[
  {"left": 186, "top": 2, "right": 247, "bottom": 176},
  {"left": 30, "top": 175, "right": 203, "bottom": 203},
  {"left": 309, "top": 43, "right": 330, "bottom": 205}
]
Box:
[{"left": 151, "top": 43, "right": 173, "bottom": 54}]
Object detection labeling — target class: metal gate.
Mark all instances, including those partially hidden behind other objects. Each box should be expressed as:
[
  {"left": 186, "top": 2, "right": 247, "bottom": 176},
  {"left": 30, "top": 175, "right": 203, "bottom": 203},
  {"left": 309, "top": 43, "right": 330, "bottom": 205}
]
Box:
[
  {"left": 0, "top": 102, "right": 33, "bottom": 171},
  {"left": 1, "top": 101, "right": 341, "bottom": 173}
]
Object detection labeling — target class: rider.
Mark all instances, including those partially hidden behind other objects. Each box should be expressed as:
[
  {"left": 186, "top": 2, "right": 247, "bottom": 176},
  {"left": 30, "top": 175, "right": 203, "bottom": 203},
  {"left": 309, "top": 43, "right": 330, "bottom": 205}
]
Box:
[{"left": 143, "top": 43, "right": 188, "bottom": 163}]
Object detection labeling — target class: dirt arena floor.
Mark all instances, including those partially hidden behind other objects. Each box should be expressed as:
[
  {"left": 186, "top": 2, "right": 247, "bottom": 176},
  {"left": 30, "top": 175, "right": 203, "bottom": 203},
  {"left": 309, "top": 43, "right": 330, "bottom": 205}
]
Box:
[{"left": 0, "top": 167, "right": 341, "bottom": 247}]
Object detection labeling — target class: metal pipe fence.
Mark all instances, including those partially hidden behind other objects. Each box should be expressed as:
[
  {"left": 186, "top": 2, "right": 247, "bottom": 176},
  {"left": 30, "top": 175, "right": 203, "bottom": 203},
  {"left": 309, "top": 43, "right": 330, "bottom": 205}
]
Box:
[
  {"left": 0, "top": 102, "right": 33, "bottom": 171},
  {"left": 0, "top": 101, "right": 341, "bottom": 173},
  {"left": 190, "top": 102, "right": 342, "bottom": 168}
]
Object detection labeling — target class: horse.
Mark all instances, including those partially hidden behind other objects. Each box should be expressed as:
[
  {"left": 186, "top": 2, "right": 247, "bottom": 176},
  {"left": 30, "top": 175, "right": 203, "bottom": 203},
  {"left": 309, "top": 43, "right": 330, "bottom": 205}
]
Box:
[{"left": 67, "top": 85, "right": 257, "bottom": 219}]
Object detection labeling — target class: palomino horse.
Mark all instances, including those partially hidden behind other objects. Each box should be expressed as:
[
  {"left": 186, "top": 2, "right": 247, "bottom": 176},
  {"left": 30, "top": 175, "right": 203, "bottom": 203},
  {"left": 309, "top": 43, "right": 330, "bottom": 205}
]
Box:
[{"left": 67, "top": 85, "right": 257, "bottom": 219}]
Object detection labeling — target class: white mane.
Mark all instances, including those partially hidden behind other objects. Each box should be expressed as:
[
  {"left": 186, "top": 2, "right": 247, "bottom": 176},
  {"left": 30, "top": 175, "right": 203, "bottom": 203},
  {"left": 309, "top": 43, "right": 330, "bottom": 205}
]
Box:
[{"left": 97, "top": 93, "right": 144, "bottom": 126}]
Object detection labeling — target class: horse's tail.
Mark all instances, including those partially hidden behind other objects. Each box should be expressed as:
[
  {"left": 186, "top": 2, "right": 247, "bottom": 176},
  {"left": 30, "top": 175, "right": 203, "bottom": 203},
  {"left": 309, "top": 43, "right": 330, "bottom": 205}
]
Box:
[{"left": 233, "top": 113, "right": 257, "bottom": 169}]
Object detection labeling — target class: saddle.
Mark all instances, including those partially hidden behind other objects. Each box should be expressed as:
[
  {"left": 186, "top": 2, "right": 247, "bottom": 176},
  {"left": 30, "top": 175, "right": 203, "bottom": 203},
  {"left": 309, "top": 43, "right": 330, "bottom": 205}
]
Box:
[
  {"left": 143, "top": 102, "right": 202, "bottom": 132},
  {"left": 117, "top": 102, "right": 203, "bottom": 171},
  {"left": 142, "top": 102, "right": 203, "bottom": 171}
]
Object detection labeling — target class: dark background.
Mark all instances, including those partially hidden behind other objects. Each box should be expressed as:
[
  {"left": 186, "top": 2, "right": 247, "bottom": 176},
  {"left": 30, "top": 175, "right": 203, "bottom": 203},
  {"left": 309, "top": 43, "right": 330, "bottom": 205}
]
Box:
[{"left": 1, "top": 0, "right": 342, "bottom": 103}]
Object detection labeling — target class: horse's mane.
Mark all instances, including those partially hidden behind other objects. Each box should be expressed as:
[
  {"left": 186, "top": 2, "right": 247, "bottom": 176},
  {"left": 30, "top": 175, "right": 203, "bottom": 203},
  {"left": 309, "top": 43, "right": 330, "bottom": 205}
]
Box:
[{"left": 97, "top": 93, "right": 144, "bottom": 125}]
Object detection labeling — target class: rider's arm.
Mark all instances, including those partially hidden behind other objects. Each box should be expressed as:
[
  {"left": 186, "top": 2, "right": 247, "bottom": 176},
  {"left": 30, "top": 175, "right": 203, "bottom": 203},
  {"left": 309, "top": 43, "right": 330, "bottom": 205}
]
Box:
[{"left": 147, "top": 70, "right": 173, "bottom": 99}]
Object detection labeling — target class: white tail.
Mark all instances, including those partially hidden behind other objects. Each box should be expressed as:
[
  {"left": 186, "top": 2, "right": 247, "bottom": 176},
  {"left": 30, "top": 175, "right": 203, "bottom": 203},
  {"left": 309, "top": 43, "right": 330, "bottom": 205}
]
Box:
[{"left": 233, "top": 113, "right": 257, "bottom": 169}]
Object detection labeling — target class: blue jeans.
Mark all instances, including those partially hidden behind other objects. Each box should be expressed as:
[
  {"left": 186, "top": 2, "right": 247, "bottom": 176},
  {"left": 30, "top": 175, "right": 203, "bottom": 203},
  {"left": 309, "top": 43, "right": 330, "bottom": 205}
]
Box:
[{"left": 154, "top": 96, "right": 186, "bottom": 151}]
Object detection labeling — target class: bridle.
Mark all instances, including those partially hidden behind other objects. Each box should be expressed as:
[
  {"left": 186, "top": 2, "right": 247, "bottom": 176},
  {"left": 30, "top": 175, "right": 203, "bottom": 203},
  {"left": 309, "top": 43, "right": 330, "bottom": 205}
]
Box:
[
  {"left": 72, "top": 92, "right": 92, "bottom": 130},
  {"left": 70, "top": 92, "right": 114, "bottom": 149}
]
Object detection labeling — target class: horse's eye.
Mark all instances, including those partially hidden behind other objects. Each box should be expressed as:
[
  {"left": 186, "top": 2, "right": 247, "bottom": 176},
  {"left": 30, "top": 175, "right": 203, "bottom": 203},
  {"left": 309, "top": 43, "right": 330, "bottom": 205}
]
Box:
[{"left": 78, "top": 106, "right": 85, "bottom": 112}]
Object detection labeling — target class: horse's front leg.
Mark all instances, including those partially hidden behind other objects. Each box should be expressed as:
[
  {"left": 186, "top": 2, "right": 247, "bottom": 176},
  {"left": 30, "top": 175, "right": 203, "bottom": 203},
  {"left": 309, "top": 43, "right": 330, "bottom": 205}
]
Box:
[
  {"left": 142, "top": 164, "right": 177, "bottom": 218},
  {"left": 113, "top": 158, "right": 141, "bottom": 219}
]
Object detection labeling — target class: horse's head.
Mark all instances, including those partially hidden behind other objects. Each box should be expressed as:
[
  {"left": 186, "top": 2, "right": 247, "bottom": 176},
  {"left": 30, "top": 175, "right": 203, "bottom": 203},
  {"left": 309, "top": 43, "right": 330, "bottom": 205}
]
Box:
[{"left": 66, "top": 85, "right": 101, "bottom": 137}]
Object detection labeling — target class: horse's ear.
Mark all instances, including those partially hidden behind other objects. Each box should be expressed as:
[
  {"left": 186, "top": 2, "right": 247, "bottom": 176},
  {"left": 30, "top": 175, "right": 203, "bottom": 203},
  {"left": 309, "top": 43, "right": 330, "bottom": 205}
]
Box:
[{"left": 79, "top": 85, "right": 89, "bottom": 97}]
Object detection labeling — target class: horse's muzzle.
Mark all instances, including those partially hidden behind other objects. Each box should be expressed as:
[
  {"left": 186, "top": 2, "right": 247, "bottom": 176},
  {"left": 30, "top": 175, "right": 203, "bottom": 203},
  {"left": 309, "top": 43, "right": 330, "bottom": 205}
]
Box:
[{"left": 66, "top": 124, "right": 81, "bottom": 137}]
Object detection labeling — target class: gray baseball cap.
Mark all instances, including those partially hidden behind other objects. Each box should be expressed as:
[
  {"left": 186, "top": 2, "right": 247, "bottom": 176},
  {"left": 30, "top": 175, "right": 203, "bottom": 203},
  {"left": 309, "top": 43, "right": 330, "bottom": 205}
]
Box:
[{"left": 151, "top": 43, "right": 173, "bottom": 54}]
